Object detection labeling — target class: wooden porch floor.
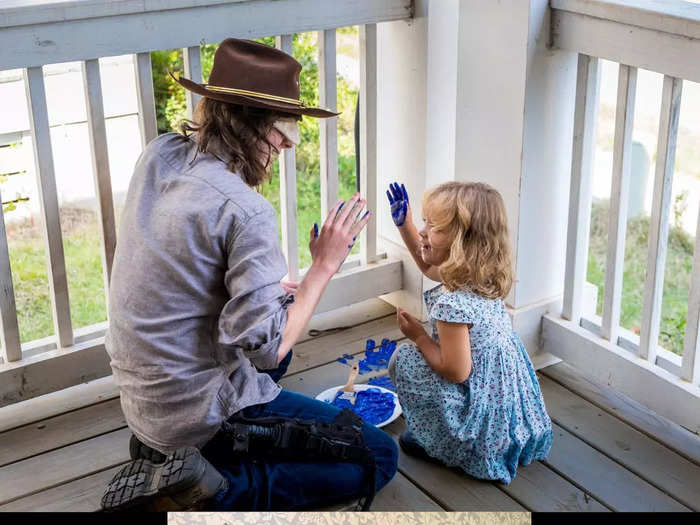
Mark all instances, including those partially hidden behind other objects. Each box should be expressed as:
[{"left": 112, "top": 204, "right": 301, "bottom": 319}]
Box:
[{"left": 1, "top": 309, "right": 699, "bottom": 512}]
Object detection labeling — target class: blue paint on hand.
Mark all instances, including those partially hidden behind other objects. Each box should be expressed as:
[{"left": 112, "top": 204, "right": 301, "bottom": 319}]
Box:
[
  {"left": 366, "top": 339, "right": 376, "bottom": 351},
  {"left": 342, "top": 353, "right": 354, "bottom": 360},
  {"left": 313, "top": 222, "right": 318, "bottom": 238},
  {"left": 387, "top": 182, "right": 409, "bottom": 227}
]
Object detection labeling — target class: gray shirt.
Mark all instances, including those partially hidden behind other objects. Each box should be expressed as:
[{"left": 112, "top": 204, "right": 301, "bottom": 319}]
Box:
[{"left": 105, "top": 132, "right": 291, "bottom": 453}]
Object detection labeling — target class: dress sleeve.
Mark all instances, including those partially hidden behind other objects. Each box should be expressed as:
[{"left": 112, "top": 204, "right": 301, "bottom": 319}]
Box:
[
  {"left": 429, "top": 291, "right": 476, "bottom": 326},
  {"left": 216, "top": 207, "right": 292, "bottom": 370}
]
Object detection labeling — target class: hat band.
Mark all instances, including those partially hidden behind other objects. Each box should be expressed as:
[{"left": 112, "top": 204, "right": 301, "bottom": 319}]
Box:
[{"left": 204, "top": 85, "right": 305, "bottom": 107}]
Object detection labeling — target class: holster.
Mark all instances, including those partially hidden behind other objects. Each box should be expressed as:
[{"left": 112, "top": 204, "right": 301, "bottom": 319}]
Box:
[{"left": 219, "top": 408, "right": 376, "bottom": 511}]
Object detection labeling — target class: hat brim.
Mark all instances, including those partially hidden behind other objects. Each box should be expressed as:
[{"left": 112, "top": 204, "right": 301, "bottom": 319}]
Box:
[{"left": 173, "top": 74, "right": 339, "bottom": 119}]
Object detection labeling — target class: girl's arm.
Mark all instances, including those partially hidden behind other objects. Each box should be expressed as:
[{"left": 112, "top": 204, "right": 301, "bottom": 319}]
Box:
[
  {"left": 397, "top": 308, "right": 472, "bottom": 383},
  {"left": 387, "top": 183, "right": 441, "bottom": 281}
]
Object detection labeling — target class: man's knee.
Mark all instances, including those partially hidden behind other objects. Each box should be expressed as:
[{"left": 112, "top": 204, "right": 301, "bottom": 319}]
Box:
[{"left": 363, "top": 425, "right": 398, "bottom": 491}]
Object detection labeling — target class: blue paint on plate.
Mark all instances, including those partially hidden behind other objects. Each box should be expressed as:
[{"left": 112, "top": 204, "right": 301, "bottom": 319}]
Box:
[{"left": 330, "top": 388, "right": 396, "bottom": 425}]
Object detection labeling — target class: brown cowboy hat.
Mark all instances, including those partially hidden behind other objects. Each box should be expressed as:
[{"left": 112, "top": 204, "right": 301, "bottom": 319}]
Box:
[{"left": 172, "top": 38, "right": 338, "bottom": 118}]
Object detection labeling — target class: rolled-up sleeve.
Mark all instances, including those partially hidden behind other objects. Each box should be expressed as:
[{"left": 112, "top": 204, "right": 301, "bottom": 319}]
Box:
[{"left": 217, "top": 207, "right": 291, "bottom": 369}]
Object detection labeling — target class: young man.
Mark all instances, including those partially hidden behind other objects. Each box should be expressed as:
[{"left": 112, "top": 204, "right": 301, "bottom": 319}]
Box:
[{"left": 102, "top": 38, "right": 397, "bottom": 511}]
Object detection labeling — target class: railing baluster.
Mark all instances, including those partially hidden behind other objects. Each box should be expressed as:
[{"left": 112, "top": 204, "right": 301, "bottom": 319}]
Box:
[
  {"left": 359, "top": 24, "right": 377, "bottom": 264},
  {"left": 681, "top": 208, "right": 700, "bottom": 384},
  {"left": 183, "top": 46, "right": 203, "bottom": 121},
  {"left": 318, "top": 29, "right": 338, "bottom": 220},
  {"left": 0, "top": 189, "right": 22, "bottom": 362},
  {"left": 82, "top": 59, "right": 116, "bottom": 299},
  {"left": 602, "top": 64, "right": 637, "bottom": 343},
  {"left": 24, "top": 66, "right": 73, "bottom": 348},
  {"left": 134, "top": 52, "right": 158, "bottom": 148},
  {"left": 639, "top": 76, "right": 683, "bottom": 362},
  {"left": 276, "top": 34, "right": 299, "bottom": 281},
  {"left": 563, "top": 54, "right": 600, "bottom": 324}
]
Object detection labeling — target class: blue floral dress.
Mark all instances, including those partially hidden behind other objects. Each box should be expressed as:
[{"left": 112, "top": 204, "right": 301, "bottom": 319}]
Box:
[{"left": 393, "top": 285, "right": 553, "bottom": 484}]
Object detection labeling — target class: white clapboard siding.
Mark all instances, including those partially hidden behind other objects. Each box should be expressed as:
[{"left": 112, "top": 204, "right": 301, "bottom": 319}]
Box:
[
  {"left": 276, "top": 34, "right": 299, "bottom": 281},
  {"left": 318, "top": 29, "right": 339, "bottom": 220},
  {"left": 133, "top": 52, "right": 158, "bottom": 149},
  {"left": 563, "top": 54, "right": 600, "bottom": 324},
  {"left": 183, "top": 45, "right": 203, "bottom": 121},
  {"left": 23, "top": 67, "right": 73, "bottom": 349},
  {"left": 601, "top": 64, "right": 637, "bottom": 343},
  {"left": 359, "top": 24, "right": 378, "bottom": 264},
  {"left": 82, "top": 59, "right": 116, "bottom": 296},
  {"left": 681, "top": 208, "right": 700, "bottom": 384},
  {"left": 639, "top": 76, "right": 682, "bottom": 363},
  {"left": 0, "top": 192, "right": 22, "bottom": 363}
]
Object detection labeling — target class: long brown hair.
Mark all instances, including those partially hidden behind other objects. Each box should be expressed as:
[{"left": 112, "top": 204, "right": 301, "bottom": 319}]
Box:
[
  {"left": 181, "top": 97, "right": 297, "bottom": 187},
  {"left": 422, "top": 181, "right": 514, "bottom": 299}
]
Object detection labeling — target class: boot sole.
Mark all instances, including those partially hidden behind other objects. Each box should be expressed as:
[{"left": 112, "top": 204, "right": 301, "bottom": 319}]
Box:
[{"left": 101, "top": 447, "right": 209, "bottom": 511}]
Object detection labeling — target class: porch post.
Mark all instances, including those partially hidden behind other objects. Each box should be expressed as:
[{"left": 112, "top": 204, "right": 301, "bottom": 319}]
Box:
[{"left": 377, "top": 0, "right": 578, "bottom": 361}]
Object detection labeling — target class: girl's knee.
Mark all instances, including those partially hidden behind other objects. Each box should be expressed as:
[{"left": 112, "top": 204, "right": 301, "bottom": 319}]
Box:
[{"left": 392, "top": 343, "right": 421, "bottom": 381}]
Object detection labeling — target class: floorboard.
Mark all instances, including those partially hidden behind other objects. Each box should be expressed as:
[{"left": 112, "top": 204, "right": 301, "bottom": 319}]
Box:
[
  {"left": 0, "top": 427, "right": 131, "bottom": 506},
  {"left": 541, "top": 362, "right": 700, "bottom": 466},
  {"left": 384, "top": 419, "right": 526, "bottom": 511},
  {"left": 545, "top": 423, "right": 689, "bottom": 511},
  {"left": 0, "top": 465, "right": 124, "bottom": 512},
  {"left": 0, "top": 398, "right": 125, "bottom": 468},
  {"left": 539, "top": 374, "right": 700, "bottom": 510},
  {"left": 502, "top": 460, "right": 608, "bottom": 512},
  {"left": 370, "top": 471, "right": 443, "bottom": 511}
]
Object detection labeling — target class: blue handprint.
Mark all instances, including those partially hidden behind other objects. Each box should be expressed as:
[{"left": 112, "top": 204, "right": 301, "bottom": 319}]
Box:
[{"left": 386, "top": 182, "right": 409, "bottom": 227}]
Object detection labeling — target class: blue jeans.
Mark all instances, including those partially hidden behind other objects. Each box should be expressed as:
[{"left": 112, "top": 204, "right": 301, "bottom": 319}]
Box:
[{"left": 201, "top": 350, "right": 399, "bottom": 510}]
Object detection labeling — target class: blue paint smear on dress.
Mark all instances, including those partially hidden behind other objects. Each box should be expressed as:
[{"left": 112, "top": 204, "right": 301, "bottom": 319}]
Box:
[{"left": 330, "top": 388, "right": 395, "bottom": 425}]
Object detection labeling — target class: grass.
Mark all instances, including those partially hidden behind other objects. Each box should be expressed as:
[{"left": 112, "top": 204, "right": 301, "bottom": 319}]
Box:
[
  {"left": 7, "top": 221, "right": 107, "bottom": 343},
  {"left": 586, "top": 200, "right": 694, "bottom": 354}
]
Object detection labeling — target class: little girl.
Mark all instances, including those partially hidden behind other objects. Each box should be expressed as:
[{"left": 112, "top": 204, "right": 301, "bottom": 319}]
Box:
[{"left": 386, "top": 181, "right": 552, "bottom": 484}]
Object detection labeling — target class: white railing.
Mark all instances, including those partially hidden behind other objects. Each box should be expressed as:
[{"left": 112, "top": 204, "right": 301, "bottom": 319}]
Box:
[
  {"left": 546, "top": 0, "right": 700, "bottom": 434},
  {"left": 0, "top": 0, "right": 410, "bottom": 405}
]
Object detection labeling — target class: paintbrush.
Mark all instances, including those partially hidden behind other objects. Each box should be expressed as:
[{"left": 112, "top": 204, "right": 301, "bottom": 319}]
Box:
[{"left": 335, "top": 364, "right": 359, "bottom": 405}]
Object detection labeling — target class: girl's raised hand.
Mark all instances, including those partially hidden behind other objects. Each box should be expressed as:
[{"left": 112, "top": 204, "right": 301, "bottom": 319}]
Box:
[
  {"left": 386, "top": 182, "right": 410, "bottom": 227},
  {"left": 397, "top": 307, "right": 428, "bottom": 343}
]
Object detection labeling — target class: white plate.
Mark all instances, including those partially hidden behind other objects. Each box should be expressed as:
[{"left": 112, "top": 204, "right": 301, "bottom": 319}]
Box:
[{"left": 315, "top": 383, "right": 402, "bottom": 428}]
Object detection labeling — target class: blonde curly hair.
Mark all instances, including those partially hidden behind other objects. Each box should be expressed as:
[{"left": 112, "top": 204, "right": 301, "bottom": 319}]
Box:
[{"left": 422, "top": 181, "right": 513, "bottom": 299}]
